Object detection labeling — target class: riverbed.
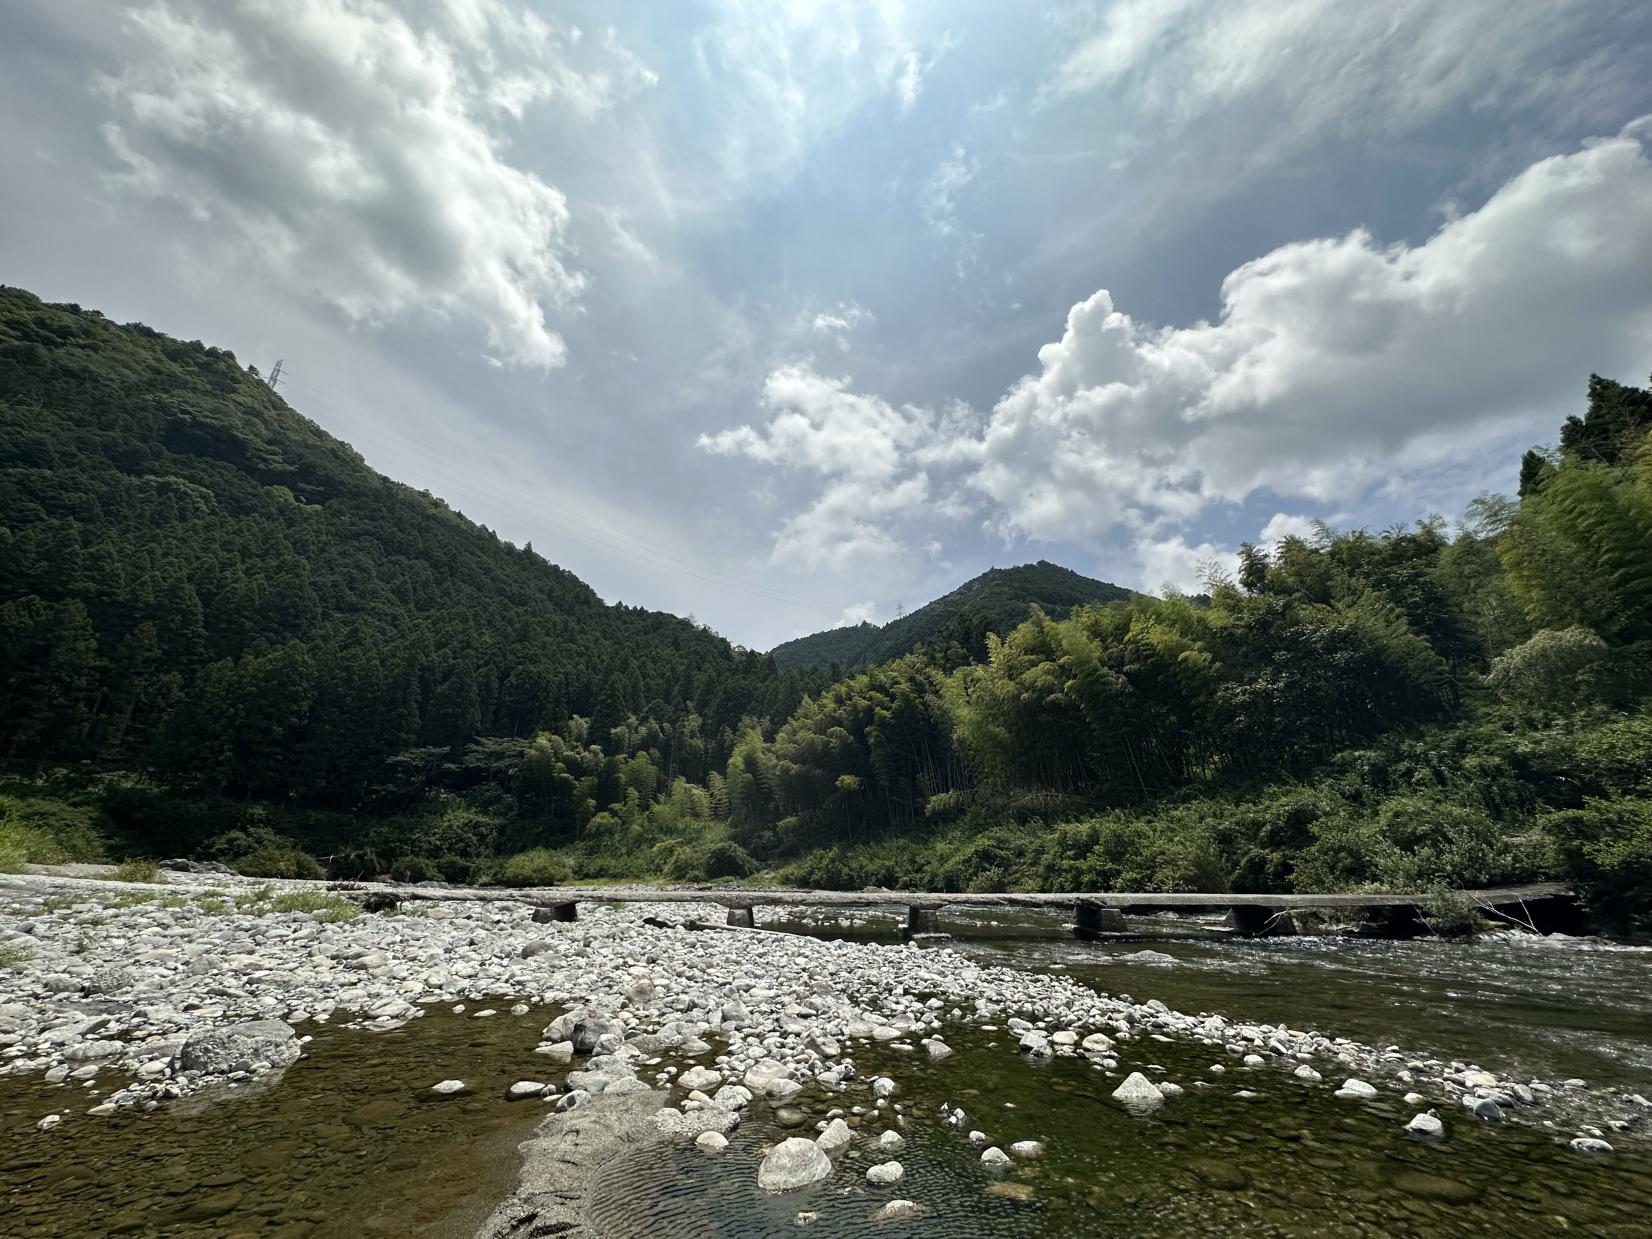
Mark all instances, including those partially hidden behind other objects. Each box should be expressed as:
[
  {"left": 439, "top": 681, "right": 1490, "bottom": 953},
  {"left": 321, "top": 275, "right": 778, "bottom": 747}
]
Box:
[{"left": 2, "top": 874, "right": 1649, "bottom": 1238}]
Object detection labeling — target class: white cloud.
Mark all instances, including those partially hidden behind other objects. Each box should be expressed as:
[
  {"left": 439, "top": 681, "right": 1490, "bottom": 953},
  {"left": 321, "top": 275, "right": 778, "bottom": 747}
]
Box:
[
  {"left": 1258, "top": 512, "right": 1317, "bottom": 548},
  {"left": 697, "top": 363, "right": 946, "bottom": 569},
  {"left": 837, "top": 600, "right": 877, "bottom": 627},
  {"left": 1132, "top": 534, "right": 1237, "bottom": 596},
  {"left": 705, "top": 121, "right": 1652, "bottom": 586},
  {"left": 922, "top": 143, "right": 978, "bottom": 240},
  {"left": 691, "top": 1, "right": 943, "bottom": 189},
  {"left": 1046, "top": 0, "right": 1638, "bottom": 146},
  {"left": 603, "top": 207, "right": 658, "bottom": 266},
  {"left": 810, "top": 301, "right": 874, "bottom": 348},
  {"left": 99, "top": 0, "right": 651, "bottom": 368},
  {"left": 972, "top": 120, "right": 1652, "bottom": 542}
]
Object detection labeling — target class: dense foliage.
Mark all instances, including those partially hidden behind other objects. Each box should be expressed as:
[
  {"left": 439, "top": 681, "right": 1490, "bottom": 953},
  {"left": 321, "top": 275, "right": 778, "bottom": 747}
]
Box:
[
  {"left": 768, "top": 561, "right": 1137, "bottom": 672},
  {"left": 0, "top": 287, "right": 831, "bottom": 879},
  {"left": 3, "top": 288, "right": 1650, "bottom": 928}
]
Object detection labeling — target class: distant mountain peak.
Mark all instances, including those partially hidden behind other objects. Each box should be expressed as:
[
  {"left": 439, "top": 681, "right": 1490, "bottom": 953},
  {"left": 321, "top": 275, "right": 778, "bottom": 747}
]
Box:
[{"left": 770, "top": 561, "right": 1137, "bottom": 672}]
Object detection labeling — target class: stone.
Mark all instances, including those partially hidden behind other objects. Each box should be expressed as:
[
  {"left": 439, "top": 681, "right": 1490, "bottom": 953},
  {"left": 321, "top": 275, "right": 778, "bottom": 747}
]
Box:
[
  {"left": 817, "top": 1118, "right": 853, "bottom": 1154},
  {"left": 1464, "top": 1095, "right": 1504, "bottom": 1123},
  {"left": 176, "top": 1020, "right": 300, "bottom": 1077},
  {"left": 878, "top": 1129, "right": 905, "bottom": 1152},
  {"left": 507, "top": 1081, "right": 547, "bottom": 1100},
  {"left": 1392, "top": 1170, "right": 1480, "bottom": 1205},
  {"left": 757, "top": 1137, "right": 833, "bottom": 1192},
  {"left": 871, "top": 1076, "right": 896, "bottom": 1099},
  {"left": 767, "top": 1077, "right": 803, "bottom": 1102},
  {"left": 873, "top": 1200, "right": 925, "bottom": 1221},
  {"left": 1405, "top": 1112, "right": 1444, "bottom": 1141},
  {"left": 866, "top": 1161, "right": 904, "bottom": 1185},
  {"left": 1010, "top": 1139, "right": 1045, "bottom": 1158},
  {"left": 744, "top": 1059, "right": 790, "bottom": 1093},
  {"left": 1334, "top": 1078, "right": 1378, "bottom": 1100},
  {"left": 696, "top": 1131, "right": 729, "bottom": 1152},
  {"left": 430, "top": 1080, "right": 466, "bottom": 1096},
  {"left": 679, "top": 1065, "right": 722, "bottom": 1092},
  {"left": 1111, "top": 1072, "right": 1165, "bottom": 1111},
  {"left": 1571, "top": 1137, "right": 1614, "bottom": 1157},
  {"left": 980, "top": 1146, "right": 1012, "bottom": 1168}
]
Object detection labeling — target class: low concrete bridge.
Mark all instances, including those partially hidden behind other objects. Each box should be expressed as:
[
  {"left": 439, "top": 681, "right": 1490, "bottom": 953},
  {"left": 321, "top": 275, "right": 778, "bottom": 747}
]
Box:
[{"left": 493, "top": 881, "right": 1578, "bottom": 939}]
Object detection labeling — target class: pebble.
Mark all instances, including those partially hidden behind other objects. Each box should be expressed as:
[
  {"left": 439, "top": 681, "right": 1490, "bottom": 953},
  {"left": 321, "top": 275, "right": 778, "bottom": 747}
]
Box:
[{"left": 980, "top": 1146, "right": 1012, "bottom": 1168}]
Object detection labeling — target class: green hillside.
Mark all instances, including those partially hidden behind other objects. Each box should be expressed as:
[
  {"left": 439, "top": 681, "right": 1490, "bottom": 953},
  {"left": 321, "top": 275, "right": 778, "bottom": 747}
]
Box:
[
  {"left": 770, "top": 561, "right": 1138, "bottom": 671},
  {"left": 0, "top": 286, "right": 830, "bottom": 871}
]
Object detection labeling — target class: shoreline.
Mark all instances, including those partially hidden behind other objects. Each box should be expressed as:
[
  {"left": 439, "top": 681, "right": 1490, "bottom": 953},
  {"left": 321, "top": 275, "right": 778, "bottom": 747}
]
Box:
[{"left": 2, "top": 864, "right": 1648, "bottom": 1230}]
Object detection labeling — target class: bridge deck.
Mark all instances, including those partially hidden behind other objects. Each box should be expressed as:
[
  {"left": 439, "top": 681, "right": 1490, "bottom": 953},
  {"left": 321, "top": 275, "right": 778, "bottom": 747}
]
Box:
[{"left": 539, "top": 882, "right": 1572, "bottom": 911}]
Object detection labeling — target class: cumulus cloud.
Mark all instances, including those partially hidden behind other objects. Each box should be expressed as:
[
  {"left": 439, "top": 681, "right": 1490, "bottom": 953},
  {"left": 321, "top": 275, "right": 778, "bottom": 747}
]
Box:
[
  {"left": 974, "top": 120, "right": 1652, "bottom": 541},
  {"left": 1258, "top": 512, "right": 1318, "bottom": 548},
  {"left": 705, "top": 122, "right": 1652, "bottom": 586},
  {"left": 99, "top": 0, "right": 652, "bottom": 367},
  {"left": 837, "top": 600, "right": 878, "bottom": 627},
  {"left": 697, "top": 364, "right": 947, "bottom": 569}
]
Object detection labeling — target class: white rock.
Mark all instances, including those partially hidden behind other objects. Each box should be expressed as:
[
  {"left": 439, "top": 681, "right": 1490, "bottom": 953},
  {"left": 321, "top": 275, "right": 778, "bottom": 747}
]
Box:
[
  {"left": 1334, "top": 1079, "right": 1378, "bottom": 1100},
  {"left": 980, "top": 1146, "right": 1012, "bottom": 1168},
  {"left": 1111, "top": 1072, "right": 1165, "bottom": 1111},
  {"left": 696, "top": 1130, "right": 729, "bottom": 1152},
  {"left": 1009, "top": 1139, "right": 1045, "bottom": 1158},
  {"left": 430, "top": 1079, "right": 466, "bottom": 1096},
  {"left": 878, "top": 1129, "right": 905, "bottom": 1152},
  {"left": 1405, "top": 1113, "right": 1444, "bottom": 1141},
  {"left": 817, "top": 1118, "right": 853, "bottom": 1153},
  {"left": 866, "top": 1161, "right": 904, "bottom": 1185},
  {"left": 757, "top": 1137, "right": 833, "bottom": 1192}
]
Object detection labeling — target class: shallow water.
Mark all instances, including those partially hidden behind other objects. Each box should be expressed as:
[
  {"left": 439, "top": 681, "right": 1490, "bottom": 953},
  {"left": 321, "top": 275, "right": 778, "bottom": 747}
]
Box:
[
  {"left": 4, "top": 913, "right": 1652, "bottom": 1238},
  {"left": 0, "top": 1006, "right": 556, "bottom": 1238},
  {"left": 766, "top": 905, "right": 1652, "bottom": 1094},
  {"left": 590, "top": 1025, "right": 1652, "bottom": 1238}
]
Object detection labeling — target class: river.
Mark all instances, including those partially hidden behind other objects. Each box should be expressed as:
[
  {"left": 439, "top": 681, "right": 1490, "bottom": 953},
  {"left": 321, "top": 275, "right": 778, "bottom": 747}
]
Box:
[{"left": 2, "top": 901, "right": 1650, "bottom": 1238}]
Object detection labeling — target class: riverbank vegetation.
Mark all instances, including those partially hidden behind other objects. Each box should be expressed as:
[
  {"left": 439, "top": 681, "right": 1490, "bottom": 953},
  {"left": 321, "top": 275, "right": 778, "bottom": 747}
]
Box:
[{"left": 3, "top": 289, "right": 1650, "bottom": 927}]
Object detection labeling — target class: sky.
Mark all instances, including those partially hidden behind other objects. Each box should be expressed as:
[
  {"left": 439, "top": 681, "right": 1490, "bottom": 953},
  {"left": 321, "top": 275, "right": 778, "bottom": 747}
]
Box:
[{"left": 4, "top": 1, "right": 1652, "bottom": 651}]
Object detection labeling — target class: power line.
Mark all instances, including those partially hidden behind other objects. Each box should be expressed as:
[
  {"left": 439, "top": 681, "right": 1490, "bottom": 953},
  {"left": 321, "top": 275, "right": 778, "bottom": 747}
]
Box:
[{"left": 274, "top": 374, "right": 849, "bottom": 618}]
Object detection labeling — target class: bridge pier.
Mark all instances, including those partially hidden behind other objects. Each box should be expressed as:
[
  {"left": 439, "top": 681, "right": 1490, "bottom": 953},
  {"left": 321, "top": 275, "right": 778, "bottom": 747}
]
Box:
[
  {"left": 1230, "top": 905, "right": 1297, "bottom": 938},
  {"left": 726, "top": 906, "right": 756, "bottom": 928},
  {"left": 1073, "top": 898, "right": 1128, "bottom": 939},
  {"left": 532, "top": 901, "right": 579, "bottom": 924},
  {"left": 899, "top": 905, "right": 942, "bottom": 943}
]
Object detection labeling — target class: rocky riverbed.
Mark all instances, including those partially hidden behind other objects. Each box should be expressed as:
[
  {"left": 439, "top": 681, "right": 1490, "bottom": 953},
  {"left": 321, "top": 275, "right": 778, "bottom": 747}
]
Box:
[{"left": 2, "top": 868, "right": 1649, "bottom": 1235}]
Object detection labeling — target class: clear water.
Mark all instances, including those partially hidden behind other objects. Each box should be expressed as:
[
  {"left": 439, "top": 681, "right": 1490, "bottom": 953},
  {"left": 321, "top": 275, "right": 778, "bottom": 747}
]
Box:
[{"left": 3, "top": 911, "right": 1651, "bottom": 1237}]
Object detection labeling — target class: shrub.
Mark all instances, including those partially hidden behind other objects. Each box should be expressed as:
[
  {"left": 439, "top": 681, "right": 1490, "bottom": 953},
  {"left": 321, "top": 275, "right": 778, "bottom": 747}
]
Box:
[
  {"left": 0, "top": 824, "right": 27, "bottom": 874},
  {"left": 1542, "top": 797, "right": 1652, "bottom": 930},
  {"left": 484, "top": 848, "right": 573, "bottom": 888},
  {"left": 0, "top": 794, "right": 108, "bottom": 864},
  {"left": 0, "top": 944, "right": 30, "bottom": 969},
  {"left": 265, "top": 891, "right": 361, "bottom": 923},
  {"left": 111, "top": 858, "right": 161, "bottom": 883},
  {"left": 389, "top": 856, "right": 443, "bottom": 883},
  {"left": 702, "top": 841, "right": 757, "bottom": 880},
  {"left": 232, "top": 846, "right": 324, "bottom": 880},
  {"left": 328, "top": 848, "right": 384, "bottom": 881}
]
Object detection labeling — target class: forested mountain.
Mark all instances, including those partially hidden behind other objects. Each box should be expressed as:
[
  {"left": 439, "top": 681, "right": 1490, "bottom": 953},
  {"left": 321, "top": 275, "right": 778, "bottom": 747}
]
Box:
[
  {"left": 0, "top": 286, "right": 832, "bottom": 872},
  {"left": 769, "top": 562, "right": 1138, "bottom": 672},
  {"left": 3, "top": 285, "right": 1651, "bottom": 930}
]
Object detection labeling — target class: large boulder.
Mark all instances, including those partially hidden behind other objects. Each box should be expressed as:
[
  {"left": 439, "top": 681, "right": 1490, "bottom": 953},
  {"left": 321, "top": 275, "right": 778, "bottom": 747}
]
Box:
[
  {"left": 177, "top": 1019, "right": 300, "bottom": 1076},
  {"left": 757, "top": 1137, "right": 832, "bottom": 1192}
]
